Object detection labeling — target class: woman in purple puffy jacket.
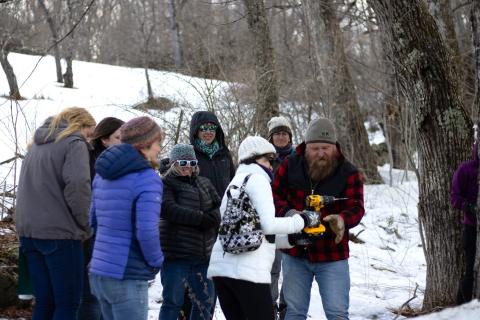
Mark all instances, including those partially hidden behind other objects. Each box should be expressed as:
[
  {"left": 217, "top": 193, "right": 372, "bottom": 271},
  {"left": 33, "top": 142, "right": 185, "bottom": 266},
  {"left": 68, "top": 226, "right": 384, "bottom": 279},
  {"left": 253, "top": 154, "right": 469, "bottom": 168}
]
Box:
[{"left": 451, "top": 138, "right": 479, "bottom": 304}]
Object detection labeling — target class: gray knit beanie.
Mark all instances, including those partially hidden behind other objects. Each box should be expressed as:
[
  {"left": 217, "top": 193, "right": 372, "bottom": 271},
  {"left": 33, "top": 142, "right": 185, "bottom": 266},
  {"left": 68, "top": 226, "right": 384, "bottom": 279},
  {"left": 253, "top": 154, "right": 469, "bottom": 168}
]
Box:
[
  {"left": 305, "top": 118, "right": 336, "bottom": 145},
  {"left": 169, "top": 143, "right": 197, "bottom": 163}
]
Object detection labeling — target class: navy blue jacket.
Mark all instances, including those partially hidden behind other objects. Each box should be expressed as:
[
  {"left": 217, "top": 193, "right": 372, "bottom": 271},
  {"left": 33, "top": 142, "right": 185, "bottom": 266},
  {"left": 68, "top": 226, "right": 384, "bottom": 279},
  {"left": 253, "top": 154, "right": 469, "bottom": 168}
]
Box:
[{"left": 89, "top": 144, "right": 164, "bottom": 280}]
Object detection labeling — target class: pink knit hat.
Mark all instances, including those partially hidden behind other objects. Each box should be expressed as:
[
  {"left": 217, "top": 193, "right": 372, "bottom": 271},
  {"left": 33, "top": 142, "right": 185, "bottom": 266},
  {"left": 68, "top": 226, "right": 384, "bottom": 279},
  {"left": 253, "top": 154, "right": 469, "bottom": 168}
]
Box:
[{"left": 120, "top": 116, "right": 163, "bottom": 149}]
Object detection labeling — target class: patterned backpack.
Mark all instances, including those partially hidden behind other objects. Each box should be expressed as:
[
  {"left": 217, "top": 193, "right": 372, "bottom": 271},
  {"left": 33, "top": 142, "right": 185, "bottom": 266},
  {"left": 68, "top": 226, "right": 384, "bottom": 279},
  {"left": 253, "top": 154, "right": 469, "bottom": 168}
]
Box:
[{"left": 218, "top": 174, "right": 263, "bottom": 254}]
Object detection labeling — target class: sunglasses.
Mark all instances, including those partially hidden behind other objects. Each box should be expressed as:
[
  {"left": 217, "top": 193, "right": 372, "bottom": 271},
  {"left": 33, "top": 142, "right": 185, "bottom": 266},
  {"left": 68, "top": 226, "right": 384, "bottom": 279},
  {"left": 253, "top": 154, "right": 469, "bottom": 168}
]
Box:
[
  {"left": 176, "top": 159, "right": 198, "bottom": 167},
  {"left": 199, "top": 123, "right": 218, "bottom": 132}
]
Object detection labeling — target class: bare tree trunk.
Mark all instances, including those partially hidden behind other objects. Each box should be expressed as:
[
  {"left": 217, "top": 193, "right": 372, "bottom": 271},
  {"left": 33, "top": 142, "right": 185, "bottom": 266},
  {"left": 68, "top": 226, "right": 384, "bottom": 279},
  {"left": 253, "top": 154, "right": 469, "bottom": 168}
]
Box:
[
  {"left": 243, "top": 0, "right": 280, "bottom": 138},
  {"left": 303, "top": 0, "right": 382, "bottom": 184},
  {"left": 168, "top": 0, "right": 184, "bottom": 70},
  {"left": 63, "top": 0, "right": 76, "bottom": 88},
  {"left": 0, "top": 48, "right": 21, "bottom": 100},
  {"left": 385, "top": 75, "right": 406, "bottom": 169},
  {"left": 471, "top": 0, "right": 480, "bottom": 299},
  {"left": 368, "top": 0, "right": 473, "bottom": 310},
  {"left": 472, "top": 0, "right": 480, "bottom": 123},
  {"left": 427, "top": 0, "right": 464, "bottom": 96},
  {"left": 37, "top": 0, "right": 63, "bottom": 83}
]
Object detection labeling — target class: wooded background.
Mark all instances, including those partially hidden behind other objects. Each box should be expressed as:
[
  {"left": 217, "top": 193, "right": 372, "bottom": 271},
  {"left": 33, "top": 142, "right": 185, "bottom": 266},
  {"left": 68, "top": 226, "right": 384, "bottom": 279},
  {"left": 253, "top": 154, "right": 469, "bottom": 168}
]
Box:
[{"left": 1, "top": 0, "right": 480, "bottom": 313}]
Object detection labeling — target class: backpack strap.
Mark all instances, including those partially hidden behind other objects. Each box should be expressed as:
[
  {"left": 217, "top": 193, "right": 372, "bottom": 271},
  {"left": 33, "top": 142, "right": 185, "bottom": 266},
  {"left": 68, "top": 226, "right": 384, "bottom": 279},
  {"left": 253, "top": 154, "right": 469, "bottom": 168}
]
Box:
[{"left": 226, "top": 174, "right": 252, "bottom": 199}]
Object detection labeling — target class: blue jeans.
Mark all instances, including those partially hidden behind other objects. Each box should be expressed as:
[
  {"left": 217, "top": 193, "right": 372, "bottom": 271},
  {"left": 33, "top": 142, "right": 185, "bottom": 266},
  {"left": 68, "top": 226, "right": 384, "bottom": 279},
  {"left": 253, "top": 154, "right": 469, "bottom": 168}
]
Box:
[
  {"left": 159, "top": 260, "right": 214, "bottom": 320},
  {"left": 89, "top": 274, "right": 149, "bottom": 320},
  {"left": 20, "top": 237, "right": 84, "bottom": 320},
  {"left": 282, "top": 253, "right": 350, "bottom": 320}
]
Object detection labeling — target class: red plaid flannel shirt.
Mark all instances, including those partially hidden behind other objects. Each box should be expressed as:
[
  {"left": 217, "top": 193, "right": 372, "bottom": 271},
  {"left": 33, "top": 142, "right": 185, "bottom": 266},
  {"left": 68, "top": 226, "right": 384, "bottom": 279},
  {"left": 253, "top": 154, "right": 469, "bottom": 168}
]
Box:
[{"left": 272, "top": 143, "right": 364, "bottom": 262}]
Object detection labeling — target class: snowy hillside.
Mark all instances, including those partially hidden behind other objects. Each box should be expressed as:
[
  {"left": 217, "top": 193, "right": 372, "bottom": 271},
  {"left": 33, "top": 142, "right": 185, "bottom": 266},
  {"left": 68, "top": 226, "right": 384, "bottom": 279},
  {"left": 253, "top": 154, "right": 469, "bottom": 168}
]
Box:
[{"left": 1, "top": 53, "right": 478, "bottom": 319}]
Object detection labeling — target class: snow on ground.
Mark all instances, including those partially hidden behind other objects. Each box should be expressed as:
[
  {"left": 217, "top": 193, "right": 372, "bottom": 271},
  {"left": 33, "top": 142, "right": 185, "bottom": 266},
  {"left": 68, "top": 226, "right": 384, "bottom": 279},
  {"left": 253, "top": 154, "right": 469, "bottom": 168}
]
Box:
[{"left": 1, "top": 53, "right": 479, "bottom": 319}]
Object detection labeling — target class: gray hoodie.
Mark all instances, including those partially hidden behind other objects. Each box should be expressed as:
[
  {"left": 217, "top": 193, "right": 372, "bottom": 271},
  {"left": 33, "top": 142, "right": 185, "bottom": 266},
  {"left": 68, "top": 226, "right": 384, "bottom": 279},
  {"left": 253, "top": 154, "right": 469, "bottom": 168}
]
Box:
[{"left": 16, "top": 118, "right": 92, "bottom": 240}]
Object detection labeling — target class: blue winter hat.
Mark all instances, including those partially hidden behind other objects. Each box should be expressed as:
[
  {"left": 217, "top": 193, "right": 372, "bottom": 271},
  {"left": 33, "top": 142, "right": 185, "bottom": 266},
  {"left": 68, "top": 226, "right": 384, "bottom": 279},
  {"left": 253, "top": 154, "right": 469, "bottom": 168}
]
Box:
[{"left": 169, "top": 143, "right": 197, "bottom": 164}]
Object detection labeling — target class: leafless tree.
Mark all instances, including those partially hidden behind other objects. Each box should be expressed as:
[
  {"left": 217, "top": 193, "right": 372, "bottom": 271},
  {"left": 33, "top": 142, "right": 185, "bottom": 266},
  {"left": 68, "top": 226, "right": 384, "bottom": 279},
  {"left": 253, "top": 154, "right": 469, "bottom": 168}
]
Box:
[
  {"left": 243, "top": 0, "right": 280, "bottom": 137},
  {"left": 302, "top": 0, "right": 382, "bottom": 183},
  {"left": 168, "top": 0, "right": 184, "bottom": 70},
  {"left": 37, "top": 0, "right": 63, "bottom": 83},
  {"left": 471, "top": 0, "right": 480, "bottom": 300},
  {"left": 367, "top": 0, "right": 473, "bottom": 310}
]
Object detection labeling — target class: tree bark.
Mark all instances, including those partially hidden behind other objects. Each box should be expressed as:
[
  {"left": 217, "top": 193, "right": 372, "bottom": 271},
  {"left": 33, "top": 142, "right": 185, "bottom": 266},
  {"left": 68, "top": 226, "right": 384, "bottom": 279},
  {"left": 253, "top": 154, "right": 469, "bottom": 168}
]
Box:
[
  {"left": 62, "top": 0, "right": 78, "bottom": 89},
  {"left": 471, "top": 0, "right": 480, "bottom": 299},
  {"left": 367, "top": 0, "right": 473, "bottom": 310},
  {"left": 427, "top": 0, "right": 464, "bottom": 96},
  {"left": 303, "top": 0, "right": 382, "bottom": 184},
  {"left": 168, "top": 0, "right": 184, "bottom": 70},
  {"left": 472, "top": 0, "right": 480, "bottom": 123},
  {"left": 243, "top": 0, "right": 280, "bottom": 138},
  {"left": 37, "top": 0, "right": 63, "bottom": 83},
  {"left": 0, "top": 48, "right": 21, "bottom": 100}
]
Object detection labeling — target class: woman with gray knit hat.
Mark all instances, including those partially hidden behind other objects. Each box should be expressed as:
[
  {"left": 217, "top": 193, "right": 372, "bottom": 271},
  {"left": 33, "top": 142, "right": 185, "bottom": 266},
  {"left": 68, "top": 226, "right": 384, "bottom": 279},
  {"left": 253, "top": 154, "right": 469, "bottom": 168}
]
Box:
[
  {"left": 88, "top": 116, "right": 164, "bottom": 320},
  {"left": 207, "top": 136, "right": 318, "bottom": 320},
  {"left": 159, "top": 143, "right": 221, "bottom": 320}
]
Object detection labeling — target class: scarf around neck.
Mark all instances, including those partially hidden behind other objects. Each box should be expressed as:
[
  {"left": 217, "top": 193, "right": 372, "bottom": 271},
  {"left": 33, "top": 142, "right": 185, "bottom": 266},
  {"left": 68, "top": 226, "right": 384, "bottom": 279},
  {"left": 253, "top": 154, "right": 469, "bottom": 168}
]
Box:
[{"left": 194, "top": 138, "right": 220, "bottom": 159}]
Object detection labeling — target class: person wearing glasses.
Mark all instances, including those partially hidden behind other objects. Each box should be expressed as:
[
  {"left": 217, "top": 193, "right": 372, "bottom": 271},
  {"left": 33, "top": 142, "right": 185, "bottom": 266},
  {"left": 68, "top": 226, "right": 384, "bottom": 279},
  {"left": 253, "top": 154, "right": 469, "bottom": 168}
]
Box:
[
  {"left": 159, "top": 143, "right": 221, "bottom": 320},
  {"left": 187, "top": 111, "right": 234, "bottom": 319},
  {"left": 207, "top": 136, "right": 313, "bottom": 320},
  {"left": 266, "top": 116, "right": 296, "bottom": 319},
  {"left": 189, "top": 111, "right": 235, "bottom": 198}
]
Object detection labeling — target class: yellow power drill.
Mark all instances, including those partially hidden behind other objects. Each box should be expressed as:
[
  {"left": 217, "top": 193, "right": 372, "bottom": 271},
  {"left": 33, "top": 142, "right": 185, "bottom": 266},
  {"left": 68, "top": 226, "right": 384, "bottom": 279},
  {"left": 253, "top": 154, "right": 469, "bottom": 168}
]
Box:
[{"left": 303, "top": 195, "right": 348, "bottom": 236}]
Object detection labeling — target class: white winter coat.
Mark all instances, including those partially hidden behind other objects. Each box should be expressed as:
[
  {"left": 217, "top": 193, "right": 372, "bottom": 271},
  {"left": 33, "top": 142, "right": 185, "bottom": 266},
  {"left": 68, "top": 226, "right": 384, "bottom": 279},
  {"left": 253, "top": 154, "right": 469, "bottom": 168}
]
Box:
[{"left": 207, "top": 163, "right": 305, "bottom": 284}]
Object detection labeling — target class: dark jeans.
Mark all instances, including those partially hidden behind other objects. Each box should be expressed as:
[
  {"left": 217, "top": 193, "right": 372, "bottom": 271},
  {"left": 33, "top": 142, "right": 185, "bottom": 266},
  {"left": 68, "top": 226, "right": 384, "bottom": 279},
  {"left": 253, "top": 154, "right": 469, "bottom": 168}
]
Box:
[
  {"left": 457, "top": 224, "right": 476, "bottom": 304},
  {"left": 159, "top": 260, "right": 214, "bottom": 320},
  {"left": 213, "top": 276, "right": 274, "bottom": 320},
  {"left": 20, "top": 237, "right": 84, "bottom": 320},
  {"left": 79, "top": 237, "right": 102, "bottom": 320}
]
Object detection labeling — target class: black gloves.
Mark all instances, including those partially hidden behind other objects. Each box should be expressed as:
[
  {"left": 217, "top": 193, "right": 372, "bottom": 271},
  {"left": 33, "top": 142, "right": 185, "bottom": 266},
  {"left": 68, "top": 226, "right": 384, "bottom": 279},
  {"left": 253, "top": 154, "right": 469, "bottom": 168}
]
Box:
[
  {"left": 299, "top": 210, "right": 320, "bottom": 227},
  {"left": 199, "top": 210, "right": 220, "bottom": 230},
  {"left": 463, "top": 202, "right": 478, "bottom": 215}
]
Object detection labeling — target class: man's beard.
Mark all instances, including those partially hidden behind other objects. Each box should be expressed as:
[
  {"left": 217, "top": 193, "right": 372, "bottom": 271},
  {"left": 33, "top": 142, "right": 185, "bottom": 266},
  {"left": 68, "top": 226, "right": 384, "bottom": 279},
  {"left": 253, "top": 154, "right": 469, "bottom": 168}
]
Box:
[{"left": 308, "top": 154, "right": 338, "bottom": 182}]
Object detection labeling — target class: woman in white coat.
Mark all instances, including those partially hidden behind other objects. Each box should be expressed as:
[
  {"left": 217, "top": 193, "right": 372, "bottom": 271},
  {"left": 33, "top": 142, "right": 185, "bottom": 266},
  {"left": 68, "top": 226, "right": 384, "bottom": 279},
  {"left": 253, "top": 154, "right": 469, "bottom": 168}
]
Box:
[{"left": 207, "top": 136, "right": 318, "bottom": 320}]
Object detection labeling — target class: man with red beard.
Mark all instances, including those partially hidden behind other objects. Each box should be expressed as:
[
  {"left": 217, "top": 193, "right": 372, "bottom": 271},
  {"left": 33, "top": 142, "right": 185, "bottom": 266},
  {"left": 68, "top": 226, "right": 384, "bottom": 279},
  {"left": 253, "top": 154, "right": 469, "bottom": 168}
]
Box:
[{"left": 272, "top": 118, "right": 364, "bottom": 320}]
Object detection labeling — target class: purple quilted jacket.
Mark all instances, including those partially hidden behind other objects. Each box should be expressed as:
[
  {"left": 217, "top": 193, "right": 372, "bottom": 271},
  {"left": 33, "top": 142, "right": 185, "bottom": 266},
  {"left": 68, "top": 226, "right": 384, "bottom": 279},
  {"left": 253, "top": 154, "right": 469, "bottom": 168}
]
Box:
[{"left": 451, "top": 143, "right": 479, "bottom": 225}]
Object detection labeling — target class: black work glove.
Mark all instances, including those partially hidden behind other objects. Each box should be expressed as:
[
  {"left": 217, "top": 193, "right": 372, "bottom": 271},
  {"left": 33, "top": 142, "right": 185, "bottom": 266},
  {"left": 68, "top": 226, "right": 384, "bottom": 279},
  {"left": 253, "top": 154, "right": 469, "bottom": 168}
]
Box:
[
  {"left": 299, "top": 210, "right": 320, "bottom": 227},
  {"left": 463, "top": 202, "right": 478, "bottom": 215},
  {"left": 199, "top": 211, "right": 220, "bottom": 230},
  {"left": 288, "top": 232, "right": 311, "bottom": 246}
]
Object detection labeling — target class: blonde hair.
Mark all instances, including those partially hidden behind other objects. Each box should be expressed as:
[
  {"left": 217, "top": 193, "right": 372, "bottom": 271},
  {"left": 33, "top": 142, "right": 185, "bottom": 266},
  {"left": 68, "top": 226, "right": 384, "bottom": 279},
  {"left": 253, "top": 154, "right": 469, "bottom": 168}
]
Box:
[
  {"left": 45, "top": 107, "right": 96, "bottom": 143},
  {"left": 162, "top": 163, "right": 199, "bottom": 178}
]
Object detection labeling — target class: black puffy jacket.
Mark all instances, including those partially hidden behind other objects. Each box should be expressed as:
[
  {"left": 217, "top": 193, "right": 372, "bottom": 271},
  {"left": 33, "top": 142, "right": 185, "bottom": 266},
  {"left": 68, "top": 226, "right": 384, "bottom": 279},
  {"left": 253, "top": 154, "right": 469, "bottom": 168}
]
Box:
[
  {"left": 189, "top": 111, "right": 235, "bottom": 198},
  {"left": 160, "top": 173, "right": 221, "bottom": 261}
]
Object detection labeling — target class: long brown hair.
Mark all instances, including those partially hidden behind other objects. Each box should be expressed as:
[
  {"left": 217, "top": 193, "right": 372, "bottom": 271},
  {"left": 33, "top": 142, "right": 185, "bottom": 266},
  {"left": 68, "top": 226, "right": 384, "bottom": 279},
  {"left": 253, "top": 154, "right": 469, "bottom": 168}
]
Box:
[{"left": 45, "top": 107, "right": 96, "bottom": 143}]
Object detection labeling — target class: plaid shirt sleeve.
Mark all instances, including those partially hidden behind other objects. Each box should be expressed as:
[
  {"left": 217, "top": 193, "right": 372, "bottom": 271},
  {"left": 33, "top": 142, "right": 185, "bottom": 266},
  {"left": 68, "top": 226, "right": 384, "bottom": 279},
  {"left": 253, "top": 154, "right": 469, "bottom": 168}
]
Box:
[
  {"left": 337, "top": 171, "right": 364, "bottom": 229},
  {"left": 272, "top": 157, "right": 292, "bottom": 217}
]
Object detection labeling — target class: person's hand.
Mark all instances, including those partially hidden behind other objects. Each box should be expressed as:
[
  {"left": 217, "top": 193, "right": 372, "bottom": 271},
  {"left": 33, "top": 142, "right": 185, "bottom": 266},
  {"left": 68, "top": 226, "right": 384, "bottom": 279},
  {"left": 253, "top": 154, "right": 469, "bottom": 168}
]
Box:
[
  {"left": 300, "top": 210, "right": 320, "bottom": 227},
  {"left": 464, "top": 202, "right": 478, "bottom": 215},
  {"left": 199, "top": 211, "right": 219, "bottom": 230},
  {"left": 288, "top": 233, "right": 310, "bottom": 246},
  {"left": 323, "top": 214, "right": 345, "bottom": 244}
]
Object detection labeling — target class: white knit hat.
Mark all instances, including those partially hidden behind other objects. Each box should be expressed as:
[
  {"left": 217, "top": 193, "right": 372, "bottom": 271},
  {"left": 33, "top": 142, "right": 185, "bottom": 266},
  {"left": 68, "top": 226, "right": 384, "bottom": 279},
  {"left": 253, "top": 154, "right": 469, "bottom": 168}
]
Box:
[
  {"left": 267, "top": 116, "right": 292, "bottom": 141},
  {"left": 238, "top": 136, "right": 276, "bottom": 162}
]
